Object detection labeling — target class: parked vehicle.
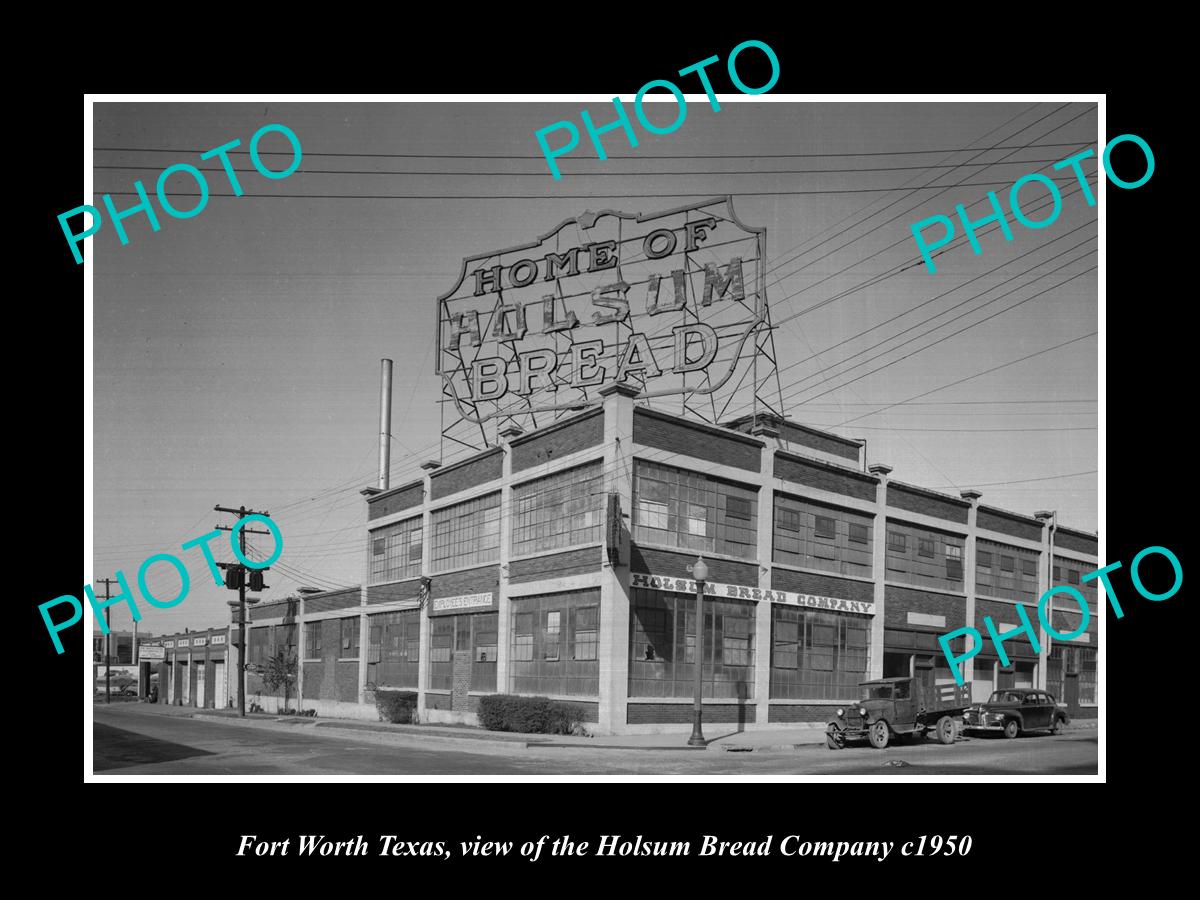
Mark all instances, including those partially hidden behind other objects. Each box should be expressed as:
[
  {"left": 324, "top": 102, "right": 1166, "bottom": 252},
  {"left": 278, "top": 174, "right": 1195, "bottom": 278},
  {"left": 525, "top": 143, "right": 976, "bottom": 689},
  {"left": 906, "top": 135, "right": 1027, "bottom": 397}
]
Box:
[
  {"left": 961, "top": 689, "right": 1068, "bottom": 738},
  {"left": 826, "top": 676, "right": 972, "bottom": 750}
]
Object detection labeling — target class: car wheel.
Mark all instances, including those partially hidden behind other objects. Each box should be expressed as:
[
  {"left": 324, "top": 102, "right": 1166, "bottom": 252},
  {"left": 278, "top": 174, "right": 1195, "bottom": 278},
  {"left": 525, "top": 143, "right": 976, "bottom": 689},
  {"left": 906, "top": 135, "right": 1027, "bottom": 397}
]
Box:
[
  {"left": 1051, "top": 716, "right": 1064, "bottom": 735},
  {"left": 1003, "top": 718, "right": 1020, "bottom": 739},
  {"left": 937, "top": 715, "right": 956, "bottom": 745},
  {"left": 825, "top": 724, "right": 846, "bottom": 751},
  {"left": 868, "top": 720, "right": 890, "bottom": 750}
]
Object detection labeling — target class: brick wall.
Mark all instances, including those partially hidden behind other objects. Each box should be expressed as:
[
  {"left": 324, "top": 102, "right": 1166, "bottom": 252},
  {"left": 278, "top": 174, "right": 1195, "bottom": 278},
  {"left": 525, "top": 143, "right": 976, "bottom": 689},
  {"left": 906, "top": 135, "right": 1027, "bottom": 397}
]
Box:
[
  {"left": 367, "top": 480, "right": 424, "bottom": 521},
  {"left": 250, "top": 599, "right": 298, "bottom": 623},
  {"left": 429, "top": 448, "right": 503, "bottom": 500},
  {"left": 778, "top": 422, "right": 860, "bottom": 462},
  {"left": 888, "top": 484, "right": 969, "bottom": 525},
  {"left": 425, "top": 691, "right": 453, "bottom": 711},
  {"left": 774, "top": 452, "right": 876, "bottom": 502},
  {"left": 305, "top": 587, "right": 361, "bottom": 614},
  {"left": 634, "top": 409, "right": 761, "bottom": 473},
  {"left": 771, "top": 568, "right": 875, "bottom": 605},
  {"left": 366, "top": 579, "right": 423, "bottom": 605},
  {"left": 630, "top": 545, "right": 758, "bottom": 585},
  {"left": 1056, "top": 528, "right": 1098, "bottom": 556},
  {"left": 509, "top": 547, "right": 601, "bottom": 583},
  {"left": 885, "top": 585, "right": 966, "bottom": 630},
  {"left": 335, "top": 661, "right": 359, "bottom": 702},
  {"left": 626, "top": 703, "right": 756, "bottom": 725},
  {"left": 769, "top": 704, "right": 838, "bottom": 723},
  {"left": 511, "top": 410, "right": 604, "bottom": 472},
  {"left": 977, "top": 506, "right": 1044, "bottom": 542}
]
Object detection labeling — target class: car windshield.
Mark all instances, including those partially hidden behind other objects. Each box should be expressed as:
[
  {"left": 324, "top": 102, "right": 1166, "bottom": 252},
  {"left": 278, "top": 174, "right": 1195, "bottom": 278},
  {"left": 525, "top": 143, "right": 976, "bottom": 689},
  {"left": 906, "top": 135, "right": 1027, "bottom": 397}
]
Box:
[
  {"left": 988, "top": 691, "right": 1024, "bottom": 704},
  {"left": 862, "top": 684, "right": 892, "bottom": 700}
]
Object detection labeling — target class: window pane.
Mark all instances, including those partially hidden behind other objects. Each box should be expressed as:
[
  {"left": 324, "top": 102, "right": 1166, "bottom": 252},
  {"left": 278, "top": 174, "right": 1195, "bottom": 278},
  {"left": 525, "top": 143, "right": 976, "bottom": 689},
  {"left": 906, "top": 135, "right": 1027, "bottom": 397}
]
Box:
[
  {"left": 633, "top": 460, "right": 756, "bottom": 560},
  {"left": 814, "top": 516, "right": 836, "bottom": 539},
  {"left": 511, "top": 461, "right": 605, "bottom": 556},
  {"left": 849, "top": 523, "right": 868, "bottom": 544},
  {"left": 430, "top": 493, "right": 501, "bottom": 572},
  {"left": 368, "top": 516, "right": 423, "bottom": 583}
]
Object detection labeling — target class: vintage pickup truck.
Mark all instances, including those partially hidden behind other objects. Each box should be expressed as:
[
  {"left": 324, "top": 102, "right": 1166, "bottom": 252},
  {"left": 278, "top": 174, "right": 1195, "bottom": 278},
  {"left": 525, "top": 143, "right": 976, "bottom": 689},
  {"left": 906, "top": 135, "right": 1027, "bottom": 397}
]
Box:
[{"left": 826, "top": 676, "right": 972, "bottom": 750}]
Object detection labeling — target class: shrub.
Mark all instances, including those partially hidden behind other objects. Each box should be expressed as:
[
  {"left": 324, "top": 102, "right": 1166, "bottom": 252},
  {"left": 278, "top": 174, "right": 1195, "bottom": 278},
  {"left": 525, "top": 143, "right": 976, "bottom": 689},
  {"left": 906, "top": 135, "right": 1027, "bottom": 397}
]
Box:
[
  {"left": 376, "top": 690, "right": 418, "bottom": 724},
  {"left": 477, "top": 694, "right": 586, "bottom": 735}
]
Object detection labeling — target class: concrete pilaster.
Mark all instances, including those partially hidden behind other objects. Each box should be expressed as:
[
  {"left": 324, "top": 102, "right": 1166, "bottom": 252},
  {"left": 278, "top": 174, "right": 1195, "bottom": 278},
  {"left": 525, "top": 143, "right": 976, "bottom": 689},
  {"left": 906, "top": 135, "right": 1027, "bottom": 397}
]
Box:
[
  {"left": 960, "top": 490, "right": 982, "bottom": 696},
  {"left": 297, "top": 594, "right": 306, "bottom": 706},
  {"left": 598, "top": 383, "right": 636, "bottom": 733},
  {"left": 417, "top": 464, "right": 438, "bottom": 716},
  {"left": 753, "top": 432, "right": 776, "bottom": 727},
  {"left": 1034, "top": 511, "right": 1054, "bottom": 691},
  {"left": 868, "top": 464, "right": 892, "bottom": 679},
  {"left": 496, "top": 429, "right": 519, "bottom": 693}
]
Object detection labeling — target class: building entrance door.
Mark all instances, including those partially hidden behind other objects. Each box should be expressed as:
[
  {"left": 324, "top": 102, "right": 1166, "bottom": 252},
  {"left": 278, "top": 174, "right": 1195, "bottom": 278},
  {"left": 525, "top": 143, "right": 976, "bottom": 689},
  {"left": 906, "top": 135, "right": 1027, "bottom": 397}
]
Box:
[
  {"left": 196, "top": 664, "right": 206, "bottom": 708},
  {"left": 214, "top": 661, "right": 227, "bottom": 709}
]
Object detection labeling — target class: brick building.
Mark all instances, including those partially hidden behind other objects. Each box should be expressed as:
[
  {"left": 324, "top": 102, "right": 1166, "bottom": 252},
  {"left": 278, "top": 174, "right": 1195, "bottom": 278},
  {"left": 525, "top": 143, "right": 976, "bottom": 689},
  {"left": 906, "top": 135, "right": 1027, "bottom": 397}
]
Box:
[
  {"left": 237, "top": 386, "right": 1099, "bottom": 734},
  {"left": 143, "top": 627, "right": 231, "bottom": 709}
]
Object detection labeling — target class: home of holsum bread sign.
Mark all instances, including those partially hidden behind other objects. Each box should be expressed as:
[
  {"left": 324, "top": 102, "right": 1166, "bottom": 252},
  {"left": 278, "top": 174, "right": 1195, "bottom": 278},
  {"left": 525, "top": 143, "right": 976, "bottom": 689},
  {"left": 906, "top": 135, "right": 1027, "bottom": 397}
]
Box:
[{"left": 435, "top": 196, "right": 773, "bottom": 441}]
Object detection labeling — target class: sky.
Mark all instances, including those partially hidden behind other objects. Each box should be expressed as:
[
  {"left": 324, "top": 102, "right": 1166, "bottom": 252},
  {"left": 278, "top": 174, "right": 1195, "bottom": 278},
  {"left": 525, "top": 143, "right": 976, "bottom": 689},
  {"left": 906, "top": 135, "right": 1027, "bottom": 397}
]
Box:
[{"left": 89, "top": 99, "right": 1099, "bottom": 638}]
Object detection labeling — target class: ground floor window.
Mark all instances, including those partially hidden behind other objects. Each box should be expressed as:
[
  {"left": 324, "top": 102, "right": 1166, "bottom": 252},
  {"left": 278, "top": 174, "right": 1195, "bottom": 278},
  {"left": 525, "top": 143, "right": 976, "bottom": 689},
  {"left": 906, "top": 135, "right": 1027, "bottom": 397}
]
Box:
[
  {"left": 628, "top": 589, "right": 755, "bottom": 700},
  {"left": 1048, "top": 644, "right": 1097, "bottom": 705},
  {"left": 428, "top": 612, "right": 497, "bottom": 692},
  {"left": 509, "top": 589, "right": 600, "bottom": 697},
  {"left": 770, "top": 607, "right": 869, "bottom": 701},
  {"left": 997, "top": 658, "right": 1036, "bottom": 690},
  {"left": 367, "top": 609, "right": 420, "bottom": 689}
]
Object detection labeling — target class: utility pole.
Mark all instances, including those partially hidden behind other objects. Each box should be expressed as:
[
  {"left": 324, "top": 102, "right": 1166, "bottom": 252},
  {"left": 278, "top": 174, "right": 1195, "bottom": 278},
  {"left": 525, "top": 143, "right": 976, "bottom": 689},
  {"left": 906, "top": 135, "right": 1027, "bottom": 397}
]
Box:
[
  {"left": 214, "top": 504, "right": 271, "bottom": 718},
  {"left": 97, "top": 577, "right": 117, "bottom": 704}
]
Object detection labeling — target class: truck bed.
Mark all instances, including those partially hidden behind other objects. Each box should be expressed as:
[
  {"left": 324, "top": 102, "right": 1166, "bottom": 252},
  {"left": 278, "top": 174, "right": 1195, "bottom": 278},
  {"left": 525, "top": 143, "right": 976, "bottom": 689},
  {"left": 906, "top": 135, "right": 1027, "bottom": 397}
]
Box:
[{"left": 921, "top": 681, "right": 971, "bottom": 712}]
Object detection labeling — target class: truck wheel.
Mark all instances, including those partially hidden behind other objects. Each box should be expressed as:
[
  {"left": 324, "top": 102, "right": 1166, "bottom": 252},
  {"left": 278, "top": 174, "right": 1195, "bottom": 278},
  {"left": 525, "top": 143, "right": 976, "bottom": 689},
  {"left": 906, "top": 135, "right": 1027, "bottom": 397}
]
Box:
[
  {"left": 825, "top": 724, "right": 846, "bottom": 750},
  {"left": 1003, "top": 719, "right": 1020, "bottom": 739},
  {"left": 1051, "top": 716, "right": 1064, "bottom": 735},
  {"left": 936, "top": 715, "right": 955, "bottom": 744},
  {"left": 868, "top": 720, "right": 890, "bottom": 749}
]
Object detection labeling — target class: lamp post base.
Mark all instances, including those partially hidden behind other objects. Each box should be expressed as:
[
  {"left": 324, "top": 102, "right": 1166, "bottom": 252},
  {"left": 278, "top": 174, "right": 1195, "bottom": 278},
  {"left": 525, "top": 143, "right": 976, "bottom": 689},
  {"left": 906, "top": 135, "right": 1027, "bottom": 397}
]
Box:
[{"left": 687, "top": 721, "right": 706, "bottom": 747}]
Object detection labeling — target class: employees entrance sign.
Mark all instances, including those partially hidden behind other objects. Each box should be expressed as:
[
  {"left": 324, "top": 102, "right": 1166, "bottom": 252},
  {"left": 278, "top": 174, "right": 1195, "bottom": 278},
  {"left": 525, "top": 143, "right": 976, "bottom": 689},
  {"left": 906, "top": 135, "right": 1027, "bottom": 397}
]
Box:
[{"left": 631, "top": 572, "right": 873, "bottom": 615}]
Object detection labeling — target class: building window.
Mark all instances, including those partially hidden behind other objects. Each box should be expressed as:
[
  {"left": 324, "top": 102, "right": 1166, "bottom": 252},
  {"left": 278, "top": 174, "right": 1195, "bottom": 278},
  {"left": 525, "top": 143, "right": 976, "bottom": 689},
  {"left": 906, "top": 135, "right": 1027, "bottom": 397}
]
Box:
[
  {"left": 510, "top": 590, "right": 600, "bottom": 696},
  {"left": 368, "top": 516, "right": 423, "bottom": 583},
  {"left": 945, "top": 544, "right": 963, "bottom": 581},
  {"left": 774, "top": 494, "right": 872, "bottom": 577},
  {"left": 430, "top": 619, "right": 453, "bottom": 663},
  {"left": 340, "top": 617, "right": 360, "bottom": 658},
  {"left": 304, "top": 622, "right": 322, "bottom": 660},
  {"left": 770, "top": 608, "right": 869, "bottom": 701},
  {"left": 1000, "top": 555, "right": 1015, "bottom": 573},
  {"left": 544, "top": 611, "right": 562, "bottom": 660},
  {"left": 573, "top": 606, "right": 599, "bottom": 661},
  {"left": 511, "top": 461, "right": 604, "bottom": 557},
  {"left": 278, "top": 624, "right": 298, "bottom": 658},
  {"left": 367, "top": 609, "right": 420, "bottom": 689},
  {"left": 888, "top": 531, "right": 907, "bottom": 553},
  {"left": 1053, "top": 565, "right": 1062, "bottom": 581},
  {"left": 977, "top": 550, "right": 992, "bottom": 570},
  {"left": 1068, "top": 569, "right": 1080, "bottom": 585},
  {"left": 632, "top": 460, "right": 757, "bottom": 559},
  {"left": 430, "top": 492, "right": 501, "bottom": 573},
  {"left": 512, "top": 613, "right": 535, "bottom": 661},
  {"left": 1022, "top": 558, "right": 1037, "bottom": 577},
  {"left": 628, "top": 590, "right": 755, "bottom": 699},
  {"left": 918, "top": 537, "right": 935, "bottom": 558}
]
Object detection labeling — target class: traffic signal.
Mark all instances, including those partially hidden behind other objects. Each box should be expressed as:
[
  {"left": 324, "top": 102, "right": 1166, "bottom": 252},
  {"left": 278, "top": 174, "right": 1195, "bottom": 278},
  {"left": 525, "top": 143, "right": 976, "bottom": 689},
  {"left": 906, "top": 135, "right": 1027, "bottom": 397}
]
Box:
[
  {"left": 248, "top": 570, "right": 264, "bottom": 592},
  {"left": 225, "top": 568, "right": 243, "bottom": 590}
]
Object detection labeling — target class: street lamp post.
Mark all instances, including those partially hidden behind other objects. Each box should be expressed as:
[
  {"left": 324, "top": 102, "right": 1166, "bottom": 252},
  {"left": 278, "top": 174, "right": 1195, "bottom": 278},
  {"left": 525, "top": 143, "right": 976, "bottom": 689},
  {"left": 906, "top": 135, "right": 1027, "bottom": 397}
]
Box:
[{"left": 688, "top": 556, "right": 709, "bottom": 747}]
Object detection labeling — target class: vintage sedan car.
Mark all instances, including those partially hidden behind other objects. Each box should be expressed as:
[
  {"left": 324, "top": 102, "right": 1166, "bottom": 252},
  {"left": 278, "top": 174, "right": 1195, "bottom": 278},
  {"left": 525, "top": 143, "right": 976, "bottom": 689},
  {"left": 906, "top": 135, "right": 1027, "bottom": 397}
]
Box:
[{"left": 962, "top": 688, "right": 1068, "bottom": 738}]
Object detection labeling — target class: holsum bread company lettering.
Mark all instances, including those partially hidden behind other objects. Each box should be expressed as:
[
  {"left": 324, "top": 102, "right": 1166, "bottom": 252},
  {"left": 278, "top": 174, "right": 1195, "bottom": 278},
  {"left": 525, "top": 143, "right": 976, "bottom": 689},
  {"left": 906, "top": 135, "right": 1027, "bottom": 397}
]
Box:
[{"left": 631, "top": 572, "right": 874, "bottom": 615}]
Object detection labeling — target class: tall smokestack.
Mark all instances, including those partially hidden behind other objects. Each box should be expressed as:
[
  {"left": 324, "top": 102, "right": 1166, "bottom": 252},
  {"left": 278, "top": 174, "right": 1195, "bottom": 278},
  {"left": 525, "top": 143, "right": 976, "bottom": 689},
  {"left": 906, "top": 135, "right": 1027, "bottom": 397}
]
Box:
[{"left": 379, "top": 359, "right": 393, "bottom": 491}]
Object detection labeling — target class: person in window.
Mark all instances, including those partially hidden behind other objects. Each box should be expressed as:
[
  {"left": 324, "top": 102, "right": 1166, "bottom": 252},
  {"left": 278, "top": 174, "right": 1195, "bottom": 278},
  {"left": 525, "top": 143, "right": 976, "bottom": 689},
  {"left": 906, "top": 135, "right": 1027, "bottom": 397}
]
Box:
[
  {"left": 645, "top": 643, "right": 658, "bottom": 661},
  {"left": 148, "top": 684, "right": 158, "bottom": 703}
]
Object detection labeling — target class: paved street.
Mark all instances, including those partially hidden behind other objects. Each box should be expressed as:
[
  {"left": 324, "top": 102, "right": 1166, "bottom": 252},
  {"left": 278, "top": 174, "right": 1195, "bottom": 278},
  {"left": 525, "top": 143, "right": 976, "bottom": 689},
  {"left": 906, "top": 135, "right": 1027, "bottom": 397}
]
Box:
[{"left": 93, "top": 705, "right": 1097, "bottom": 775}]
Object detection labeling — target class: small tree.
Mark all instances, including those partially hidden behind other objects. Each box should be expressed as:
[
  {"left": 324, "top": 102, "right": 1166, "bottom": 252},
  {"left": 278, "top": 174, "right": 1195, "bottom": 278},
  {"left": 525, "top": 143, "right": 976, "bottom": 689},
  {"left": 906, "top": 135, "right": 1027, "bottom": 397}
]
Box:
[{"left": 261, "top": 648, "right": 298, "bottom": 710}]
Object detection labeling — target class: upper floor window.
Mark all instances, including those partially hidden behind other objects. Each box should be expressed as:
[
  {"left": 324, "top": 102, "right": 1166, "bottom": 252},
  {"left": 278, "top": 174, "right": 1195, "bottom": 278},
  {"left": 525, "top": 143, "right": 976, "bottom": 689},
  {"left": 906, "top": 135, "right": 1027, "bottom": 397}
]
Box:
[
  {"left": 368, "top": 516, "right": 423, "bottom": 583},
  {"left": 511, "top": 461, "right": 604, "bottom": 557},
  {"left": 430, "top": 492, "right": 501, "bottom": 573},
  {"left": 633, "top": 460, "right": 757, "bottom": 560}
]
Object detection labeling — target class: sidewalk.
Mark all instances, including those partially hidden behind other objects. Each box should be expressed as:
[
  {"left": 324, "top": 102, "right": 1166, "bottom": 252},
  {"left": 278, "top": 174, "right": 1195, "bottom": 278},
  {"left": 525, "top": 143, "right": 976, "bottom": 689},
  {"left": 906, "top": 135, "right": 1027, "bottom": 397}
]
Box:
[{"left": 138, "top": 702, "right": 1097, "bottom": 753}]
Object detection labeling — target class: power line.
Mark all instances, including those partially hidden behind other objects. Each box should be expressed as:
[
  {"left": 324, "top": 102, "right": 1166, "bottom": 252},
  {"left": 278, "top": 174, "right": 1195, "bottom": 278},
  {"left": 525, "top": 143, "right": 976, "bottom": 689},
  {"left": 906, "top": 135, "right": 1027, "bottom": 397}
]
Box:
[
  {"left": 925, "top": 470, "right": 1098, "bottom": 489},
  {"left": 93, "top": 175, "right": 1090, "bottom": 201},
  {"left": 92, "top": 140, "right": 1094, "bottom": 160},
  {"left": 95, "top": 157, "right": 1075, "bottom": 178}
]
